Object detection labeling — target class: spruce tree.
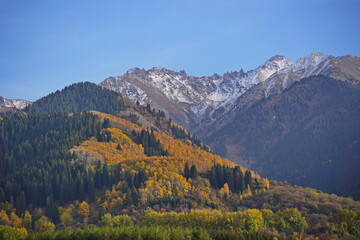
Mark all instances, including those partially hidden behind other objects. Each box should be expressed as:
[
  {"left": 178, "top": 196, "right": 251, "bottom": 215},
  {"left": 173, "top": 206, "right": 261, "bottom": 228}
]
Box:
[
  {"left": 244, "top": 170, "right": 253, "bottom": 189},
  {"left": 184, "top": 163, "right": 190, "bottom": 179},
  {"left": 190, "top": 165, "right": 198, "bottom": 179}
]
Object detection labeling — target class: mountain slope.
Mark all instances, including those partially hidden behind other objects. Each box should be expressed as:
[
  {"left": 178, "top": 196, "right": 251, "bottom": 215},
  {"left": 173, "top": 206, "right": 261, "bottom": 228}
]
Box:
[{"left": 207, "top": 75, "right": 360, "bottom": 199}]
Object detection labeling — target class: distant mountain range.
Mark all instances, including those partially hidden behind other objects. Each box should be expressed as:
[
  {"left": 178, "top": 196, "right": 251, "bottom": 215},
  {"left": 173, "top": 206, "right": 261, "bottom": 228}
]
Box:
[
  {"left": 100, "top": 53, "right": 360, "bottom": 137},
  {"left": 100, "top": 53, "right": 360, "bottom": 199}
]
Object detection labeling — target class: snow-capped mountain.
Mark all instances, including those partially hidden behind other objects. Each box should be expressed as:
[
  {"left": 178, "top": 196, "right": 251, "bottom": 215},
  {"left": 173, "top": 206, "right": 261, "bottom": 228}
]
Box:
[
  {"left": 0, "top": 96, "right": 32, "bottom": 110},
  {"left": 100, "top": 53, "right": 360, "bottom": 136}
]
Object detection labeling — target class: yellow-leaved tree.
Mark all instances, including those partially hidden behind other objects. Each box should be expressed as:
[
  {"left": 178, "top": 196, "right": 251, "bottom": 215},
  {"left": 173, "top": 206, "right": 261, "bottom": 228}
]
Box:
[
  {"left": 139, "top": 171, "right": 192, "bottom": 204},
  {"left": 0, "top": 210, "right": 10, "bottom": 225},
  {"left": 22, "top": 211, "right": 32, "bottom": 229},
  {"left": 78, "top": 201, "right": 90, "bottom": 224},
  {"left": 9, "top": 212, "right": 22, "bottom": 228},
  {"left": 58, "top": 205, "right": 75, "bottom": 227},
  {"left": 35, "top": 216, "right": 55, "bottom": 232},
  {"left": 218, "top": 183, "right": 231, "bottom": 198}
]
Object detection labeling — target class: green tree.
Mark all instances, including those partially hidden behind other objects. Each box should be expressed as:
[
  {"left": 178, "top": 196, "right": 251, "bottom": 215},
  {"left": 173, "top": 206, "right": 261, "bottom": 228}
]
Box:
[
  {"left": 15, "top": 192, "right": 26, "bottom": 216},
  {"left": 100, "top": 213, "right": 134, "bottom": 227},
  {"left": 184, "top": 163, "right": 190, "bottom": 179},
  {"left": 244, "top": 170, "right": 252, "bottom": 189},
  {"left": 243, "top": 209, "right": 265, "bottom": 232},
  {"left": 190, "top": 165, "right": 198, "bottom": 179},
  {"left": 275, "top": 208, "right": 307, "bottom": 233},
  {"left": 338, "top": 209, "right": 360, "bottom": 235}
]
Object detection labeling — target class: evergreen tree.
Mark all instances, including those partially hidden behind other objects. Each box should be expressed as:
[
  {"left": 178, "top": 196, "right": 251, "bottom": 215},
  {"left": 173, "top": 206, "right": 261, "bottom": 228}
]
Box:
[
  {"left": 103, "top": 118, "right": 111, "bottom": 128},
  {"left": 245, "top": 170, "right": 253, "bottom": 189},
  {"left": 125, "top": 188, "right": 134, "bottom": 206},
  {"left": 190, "top": 165, "right": 198, "bottom": 179},
  {"left": 184, "top": 163, "right": 190, "bottom": 179},
  {"left": 210, "top": 167, "right": 217, "bottom": 187},
  {"left": 15, "top": 192, "right": 26, "bottom": 216},
  {"left": 116, "top": 143, "right": 122, "bottom": 151}
]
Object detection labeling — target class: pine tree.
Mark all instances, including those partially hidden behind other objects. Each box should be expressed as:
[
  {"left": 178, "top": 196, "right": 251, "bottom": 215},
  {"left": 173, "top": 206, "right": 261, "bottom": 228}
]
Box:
[
  {"left": 244, "top": 170, "right": 253, "bottom": 189},
  {"left": 116, "top": 143, "right": 122, "bottom": 151},
  {"left": 190, "top": 165, "right": 198, "bottom": 179},
  {"left": 15, "top": 191, "right": 26, "bottom": 216},
  {"left": 210, "top": 167, "right": 217, "bottom": 187},
  {"left": 146, "top": 104, "right": 151, "bottom": 113},
  {"left": 125, "top": 188, "right": 134, "bottom": 206},
  {"left": 184, "top": 163, "right": 190, "bottom": 179},
  {"left": 103, "top": 118, "right": 111, "bottom": 128}
]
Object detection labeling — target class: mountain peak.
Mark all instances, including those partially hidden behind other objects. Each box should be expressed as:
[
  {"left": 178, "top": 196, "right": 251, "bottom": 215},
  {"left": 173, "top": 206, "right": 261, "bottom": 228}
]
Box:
[
  {"left": 308, "top": 52, "right": 327, "bottom": 57},
  {"left": 267, "top": 55, "right": 290, "bottom": 62},
  {"left": 261, "top": 55, "right": 293, "bottom": 72},
  {"left": 126, "top": 67, "right": 144, "bottom": 75},
  {"left": 303, "top": 52, "right": 329, "bottom": 64}
]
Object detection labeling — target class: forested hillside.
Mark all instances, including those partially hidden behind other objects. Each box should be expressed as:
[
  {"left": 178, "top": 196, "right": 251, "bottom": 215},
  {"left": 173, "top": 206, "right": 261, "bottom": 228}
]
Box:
[
  {"left": 0, "top": 81, "right": 359, "bottom": 239},
  {"left": 25, "top": 82, "right": 127, "bottom": 114},
  {"left": 208, "top": 76, "right": 360, "bottom": 200}
]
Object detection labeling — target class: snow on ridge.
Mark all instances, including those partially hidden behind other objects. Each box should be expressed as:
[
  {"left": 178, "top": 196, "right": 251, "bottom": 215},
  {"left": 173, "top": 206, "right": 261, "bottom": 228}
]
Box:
[
  {"left": 280, "top": 52, "right": 329, "bottom": 74},
  {"left": 0, "top": 97, "right": 32, "bottom": 110},
  {"left": 100, "top": 52, "right": 332, "bottom": 125}
]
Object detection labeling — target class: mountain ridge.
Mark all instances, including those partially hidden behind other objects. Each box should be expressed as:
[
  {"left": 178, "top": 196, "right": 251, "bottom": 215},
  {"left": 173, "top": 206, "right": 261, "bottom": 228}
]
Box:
[{"left": 100, "top": 53, "right": 360, "bottom": 138}]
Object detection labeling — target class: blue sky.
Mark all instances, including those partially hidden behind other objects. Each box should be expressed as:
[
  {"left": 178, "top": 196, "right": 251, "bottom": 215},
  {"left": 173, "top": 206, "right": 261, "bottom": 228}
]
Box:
[{"left": 1, "top": 0, "right": 360, "bottom": 101}]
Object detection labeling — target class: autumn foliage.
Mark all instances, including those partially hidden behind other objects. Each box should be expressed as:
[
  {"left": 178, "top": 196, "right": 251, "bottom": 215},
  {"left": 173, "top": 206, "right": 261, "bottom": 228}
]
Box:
[{"left": 72, "top": 128, "right": 146, "bottom": 164}]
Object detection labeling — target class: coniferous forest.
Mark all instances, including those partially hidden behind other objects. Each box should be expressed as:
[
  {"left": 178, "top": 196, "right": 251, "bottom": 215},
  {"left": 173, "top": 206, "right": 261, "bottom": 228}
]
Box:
[
  {"left": 25, "top": 82, "right": 127, "bottom": 115},
  {"left": 0, "top": 82, "right": 359, "bottom": 240}
]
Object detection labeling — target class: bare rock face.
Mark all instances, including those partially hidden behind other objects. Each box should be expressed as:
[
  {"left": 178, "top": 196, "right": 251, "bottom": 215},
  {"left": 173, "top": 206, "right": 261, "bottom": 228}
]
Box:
[
  {"left": 100, "top": 53, "right": 360, "bottom": 137},
  {"left": 0, "top": 96, "right": 32, "bottom": 110}
]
